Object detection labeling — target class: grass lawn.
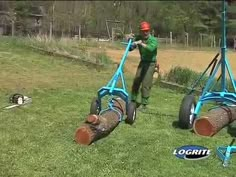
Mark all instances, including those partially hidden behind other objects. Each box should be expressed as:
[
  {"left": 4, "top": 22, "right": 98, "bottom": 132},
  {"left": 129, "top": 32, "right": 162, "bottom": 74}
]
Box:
[{"left": 0, "top": 37, "right": 236, "bottom": 177}]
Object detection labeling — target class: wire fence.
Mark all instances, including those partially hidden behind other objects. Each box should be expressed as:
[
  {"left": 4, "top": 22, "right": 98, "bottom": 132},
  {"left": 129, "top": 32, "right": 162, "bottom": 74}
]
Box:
[
  {"left": 1, "top": 20, "right": 236, "bottom": 50},
  {"left": 157, "top": 32, "right": 236, "bottom": 50}
]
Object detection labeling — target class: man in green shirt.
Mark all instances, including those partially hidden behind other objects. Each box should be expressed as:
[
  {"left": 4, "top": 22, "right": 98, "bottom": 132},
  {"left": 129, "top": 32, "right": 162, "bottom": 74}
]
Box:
[{"left": 128, "top": 21, "right": 158, "bottom": 111}]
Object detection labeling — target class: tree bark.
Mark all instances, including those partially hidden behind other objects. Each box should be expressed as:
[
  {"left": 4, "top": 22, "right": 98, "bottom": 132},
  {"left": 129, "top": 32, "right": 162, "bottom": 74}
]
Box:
[
  {"left": 193, "top": 106, "right": 236, "bottom": 137},
  {"left": 74, "top": 98, "right": 126, "bottom": 145}
]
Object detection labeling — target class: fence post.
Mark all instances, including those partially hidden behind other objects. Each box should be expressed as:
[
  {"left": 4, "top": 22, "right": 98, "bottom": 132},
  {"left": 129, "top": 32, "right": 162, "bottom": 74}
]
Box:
[
  {"left": 112, "top": 27, "right": 115, "bottom": 43},
  {"left": 185, "top": 32, "right": 189, "bottom": 47},
  {"left": 200, "top": 33, "right": 203, "bottom": 48},
  {"left": 170, "top": 32, "right": 172, "bottom": 45},
  {"left": 213, "top": 35, "right": 216, "bottom": 48},
  {"left": 78, "top": 24, "right": 81, "bottom": 40},
  {"left": 11, "top": 20, "right": 15, "bottom": 36}
]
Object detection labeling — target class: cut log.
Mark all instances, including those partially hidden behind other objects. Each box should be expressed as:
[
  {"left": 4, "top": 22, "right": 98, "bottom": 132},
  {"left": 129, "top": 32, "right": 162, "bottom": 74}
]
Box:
[
  {"left": 193, "top": 106, "right": 236, "bottom": 137},
  {"left": 75, "top": 98, "right": 126, "bottom": 145}
]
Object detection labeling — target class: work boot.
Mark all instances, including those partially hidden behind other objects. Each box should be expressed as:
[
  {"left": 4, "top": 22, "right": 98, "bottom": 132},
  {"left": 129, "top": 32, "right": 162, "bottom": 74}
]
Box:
[
  {"left": 131, "top": 93, "right": 138, "bottom": 103},
  {"left": 137, "top": 104, "right": 148, "bottom": 113},
  {"left": 141, "top": 97, "right": 149, "bottom": 106}
]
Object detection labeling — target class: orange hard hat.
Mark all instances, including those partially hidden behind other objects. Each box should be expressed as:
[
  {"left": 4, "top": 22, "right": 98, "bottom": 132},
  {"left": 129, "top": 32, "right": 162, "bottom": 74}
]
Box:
[{"left": 140, "top": 21, "right": 151, "bottom": 31}]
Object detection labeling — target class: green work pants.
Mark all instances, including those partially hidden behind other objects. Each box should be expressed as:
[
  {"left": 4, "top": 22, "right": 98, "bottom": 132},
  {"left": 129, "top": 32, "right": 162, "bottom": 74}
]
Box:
[{"left": 131, "top": 61, "right": 156, "bottom": 105}]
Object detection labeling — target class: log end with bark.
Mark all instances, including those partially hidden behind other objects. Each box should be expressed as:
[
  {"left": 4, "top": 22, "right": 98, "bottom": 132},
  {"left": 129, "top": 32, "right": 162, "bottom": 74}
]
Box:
[
  {"left": 74, "top": 98, "right": 126, "bottom": 145},
  {"left": 193, "top": 116, "right": 216, "bottom": 137},
  {"left": 193, "top": 106, "right": 236, "bottom": 137},
  {"left": 75, "top": 124, "right": 94, "bottom": 145}
]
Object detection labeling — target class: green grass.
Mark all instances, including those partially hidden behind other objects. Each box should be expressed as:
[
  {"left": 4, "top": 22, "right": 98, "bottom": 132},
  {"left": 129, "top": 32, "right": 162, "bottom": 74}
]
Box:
[{"left": 1, "top": 36, "right": 236, "bottom": 177}]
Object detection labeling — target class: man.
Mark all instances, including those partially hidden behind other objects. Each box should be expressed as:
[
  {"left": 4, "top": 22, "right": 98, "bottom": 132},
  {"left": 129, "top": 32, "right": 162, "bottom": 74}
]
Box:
[{"left": 128, "top": 21, "right": 158, "bottom": 112}]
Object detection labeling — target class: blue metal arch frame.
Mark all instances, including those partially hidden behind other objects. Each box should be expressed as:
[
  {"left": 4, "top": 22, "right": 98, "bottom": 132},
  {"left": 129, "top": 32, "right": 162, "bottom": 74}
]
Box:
[
  {"left": 193, "top": 0, "right": 236, "bottom": 167},
  {"left": 194, "top": 0, "right": 236, "bottom": 118},
  {"left": 96, "top": 39, "right": 133, "bottom": 121}
]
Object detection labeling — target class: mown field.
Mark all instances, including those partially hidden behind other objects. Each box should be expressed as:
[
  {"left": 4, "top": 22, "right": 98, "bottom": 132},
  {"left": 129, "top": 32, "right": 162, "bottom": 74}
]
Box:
[{"left": 0, "top": 37, "right": 236, "bottom": 177}]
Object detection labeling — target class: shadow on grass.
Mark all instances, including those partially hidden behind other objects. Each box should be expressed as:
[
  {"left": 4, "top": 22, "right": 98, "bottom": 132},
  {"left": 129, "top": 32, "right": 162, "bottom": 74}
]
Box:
[
  {"left": 142, "top": 109, "right": 177, "bottom": 118},
  {"left": 171, "top": 120, "right": 196, "bottom": 134},
  {"left": 136, "top": 105, "right": 195, "bottom": 133},
  {"left": 227, "top": 123, "right": 236, "bottom": 138},
  {"left": 172, "top": 121, "right": 180, "bottom": 128}
]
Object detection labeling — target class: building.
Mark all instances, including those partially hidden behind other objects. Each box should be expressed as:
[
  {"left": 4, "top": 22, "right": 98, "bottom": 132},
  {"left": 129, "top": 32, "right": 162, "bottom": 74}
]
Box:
[{"left": 0, "top": 6, "right": 45, "bottom": 36}]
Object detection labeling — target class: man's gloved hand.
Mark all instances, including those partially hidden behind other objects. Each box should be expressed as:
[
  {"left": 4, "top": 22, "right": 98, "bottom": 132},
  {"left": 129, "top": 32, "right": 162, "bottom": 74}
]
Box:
[
  {"left": 133, "top": 40, "right": 142, "bottom": 45},
  {"left": 129, "top": 43, "right": 137, "bottom": 51}
]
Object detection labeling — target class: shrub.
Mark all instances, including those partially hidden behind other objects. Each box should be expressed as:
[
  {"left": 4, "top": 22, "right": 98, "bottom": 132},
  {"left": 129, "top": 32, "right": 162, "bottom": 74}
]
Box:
[
  {"left": 163, "top": 66, "right": 236, "bottom": 93},
  {"left": 164, "top": 66, "right": 200, "bottom": 86}
]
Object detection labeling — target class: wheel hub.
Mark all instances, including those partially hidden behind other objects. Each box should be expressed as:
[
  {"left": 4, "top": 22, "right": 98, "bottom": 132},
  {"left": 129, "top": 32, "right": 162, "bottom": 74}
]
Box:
[{"left": 189, "top": 104, "right": 195, "bottom": 124}]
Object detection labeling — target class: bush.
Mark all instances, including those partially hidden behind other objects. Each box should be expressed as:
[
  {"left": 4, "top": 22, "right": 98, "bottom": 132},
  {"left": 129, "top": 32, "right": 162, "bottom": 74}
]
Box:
[
  {"left": 164, "top": 66, "right": 202, "bottom": 86},
  {"left": 163, "top": 66, "right": 236, "bottom": 93},
  {"left": 95, "top": 51, "right": 113, "bottom": 65}
]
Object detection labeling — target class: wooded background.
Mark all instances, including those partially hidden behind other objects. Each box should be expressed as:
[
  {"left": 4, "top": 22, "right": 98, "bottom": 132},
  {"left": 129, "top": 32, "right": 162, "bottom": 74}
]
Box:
[{"left": 1, "top": 1, "right": 236, "bottom": 47}]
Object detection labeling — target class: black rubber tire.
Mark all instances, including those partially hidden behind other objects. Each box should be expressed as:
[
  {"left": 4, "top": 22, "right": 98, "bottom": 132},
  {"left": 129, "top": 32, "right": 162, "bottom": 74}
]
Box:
[
  {"left": 90, "top": 97, "right": 100, "bottom": 115},
  {"left": 125, "top": 102, "right": 137, "bottom": 125},
  {"left": 178, "top": 95, "right": 196, "bottom": 129}
]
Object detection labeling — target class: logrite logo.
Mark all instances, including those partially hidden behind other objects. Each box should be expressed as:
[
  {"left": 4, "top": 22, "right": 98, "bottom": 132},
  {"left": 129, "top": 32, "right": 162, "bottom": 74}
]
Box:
[{"left": 173, "top": 145, "right": 211, "bottom": 160}]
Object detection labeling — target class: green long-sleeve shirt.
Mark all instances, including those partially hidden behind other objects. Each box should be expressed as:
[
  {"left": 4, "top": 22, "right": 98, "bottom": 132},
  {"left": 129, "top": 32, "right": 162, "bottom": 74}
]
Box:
[{"left": 134, "top": 34, "right": 158, "bottom": 62}]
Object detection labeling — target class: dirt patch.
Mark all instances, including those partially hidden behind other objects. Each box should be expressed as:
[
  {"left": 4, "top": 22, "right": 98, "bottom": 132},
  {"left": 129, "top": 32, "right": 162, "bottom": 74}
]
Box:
[{"left": 102, "top": 48, "right": 236, "bottom": 78}]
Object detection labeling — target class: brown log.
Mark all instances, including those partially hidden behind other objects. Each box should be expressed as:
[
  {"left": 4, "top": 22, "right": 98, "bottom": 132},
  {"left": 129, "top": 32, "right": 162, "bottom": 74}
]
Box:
[
  {"left": 193, "top": 106, "right": 236, "bottom": 137},
  {"left": 75, "top": 98, "right": 126, "bottom": 145},
  {"left": 29, "top": 46, "right": 104, "bottom": 68}
]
